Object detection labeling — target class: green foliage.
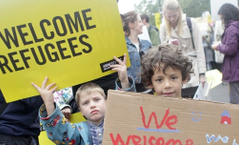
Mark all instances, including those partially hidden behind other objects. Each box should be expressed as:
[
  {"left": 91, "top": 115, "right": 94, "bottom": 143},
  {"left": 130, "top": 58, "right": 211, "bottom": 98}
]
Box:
[
  {"left": 134, "top": 0, "right": 161, "bottom": 26},
  {"left": 178, "top": 0, "right": 210, "bottom": 17},
  {"left": 135, "top": 0, "right": 211, "bottom": 26}
]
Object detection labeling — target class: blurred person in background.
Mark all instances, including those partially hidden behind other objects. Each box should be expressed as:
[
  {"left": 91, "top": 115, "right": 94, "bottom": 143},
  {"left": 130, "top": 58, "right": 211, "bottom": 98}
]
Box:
[
  {"left": 160, "top": 0, "right": 206, "bottom": 98},
  {"left": 140, "top": 13, "right": 160, "bottom": 46},
  {"left": 0, "top": 92, "right": 42, "bottom": 145},
  {"left": 212, "top": 3, "right": 239, "bottom": 104},
  {"left": 122, "top": 11, "right": 152, "bottom": 92}
]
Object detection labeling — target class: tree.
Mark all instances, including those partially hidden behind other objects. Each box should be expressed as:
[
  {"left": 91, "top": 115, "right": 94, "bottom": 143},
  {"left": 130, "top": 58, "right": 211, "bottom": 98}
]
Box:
[
  {"left": 135, "top": 0, "right": 211, "bottom": 26},
  {"left": 178, "top": 0, "right": 210, "bottom": 17},
  {"left": 134, "top": 0, "right": 161, "bottom": 26}
]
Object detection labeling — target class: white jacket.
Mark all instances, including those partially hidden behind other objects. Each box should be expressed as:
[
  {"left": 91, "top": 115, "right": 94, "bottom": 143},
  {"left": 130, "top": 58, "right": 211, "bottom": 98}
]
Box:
[{"left": 160, "top": 14, "right": 206, "bottom": 88}]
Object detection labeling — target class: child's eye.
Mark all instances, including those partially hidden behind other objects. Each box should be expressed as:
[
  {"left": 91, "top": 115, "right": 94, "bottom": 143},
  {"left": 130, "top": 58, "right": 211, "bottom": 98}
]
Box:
[
  {"left": 156, "top": 78, "right": 162, "bottom": 82},
  {"left": 94, "top": 98, "right": 101, "bottom": 102},
  {"left": 172, "top": 76, "right": 178, "bottom": 80},
  {"left": 83, "top": 101, "right": 89, "bottom": 105}
]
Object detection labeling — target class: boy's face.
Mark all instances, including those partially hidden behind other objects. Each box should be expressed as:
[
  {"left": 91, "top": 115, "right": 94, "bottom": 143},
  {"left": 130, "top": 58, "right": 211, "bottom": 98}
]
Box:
[
  {"left": 79, "top": 91, "right": 106, "bottom": 125},
  {"left": 150, "top": 66, "right": 187, "bottom": 98}
]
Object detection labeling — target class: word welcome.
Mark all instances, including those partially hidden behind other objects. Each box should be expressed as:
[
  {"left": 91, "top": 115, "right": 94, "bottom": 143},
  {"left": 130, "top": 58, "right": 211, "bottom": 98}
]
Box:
[{"left": 110, "top": 133, "right": 194, "bottom": 145}]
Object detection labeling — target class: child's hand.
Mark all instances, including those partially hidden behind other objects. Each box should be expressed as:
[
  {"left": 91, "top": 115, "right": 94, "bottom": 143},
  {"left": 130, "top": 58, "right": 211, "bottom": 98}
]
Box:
[
  {"left": 61, "top": 107, "right": 71, "bottom": 120},
  {"left": 111, "top": 53, "right": 129, "bottom": 90},
  {"left": 31, "top": 77, "right": 57, "bottom": 115}
]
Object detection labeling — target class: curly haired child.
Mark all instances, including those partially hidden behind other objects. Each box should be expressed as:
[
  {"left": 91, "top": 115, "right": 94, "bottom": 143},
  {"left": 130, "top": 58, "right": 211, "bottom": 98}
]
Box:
[{"left": 141, "top": 44, "right": 192, "bottom": 98}]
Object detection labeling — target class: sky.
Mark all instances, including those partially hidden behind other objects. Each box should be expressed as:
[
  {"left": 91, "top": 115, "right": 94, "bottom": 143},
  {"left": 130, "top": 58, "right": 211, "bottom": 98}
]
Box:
[{"left": 117, "top": 0, "right": 140, "bottom": 14}]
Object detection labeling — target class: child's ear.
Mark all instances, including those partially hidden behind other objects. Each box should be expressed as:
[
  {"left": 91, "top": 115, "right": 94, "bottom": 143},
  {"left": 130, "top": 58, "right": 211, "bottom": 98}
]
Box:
[
  {"left": 148, "top": 84, "right": 154, "bottom": 89},
  {"left": 182, "top": 77, "right": 189, "bottom": 84},
  {"left": 129, "top": 22, "right": 135, "bottom": 29}
]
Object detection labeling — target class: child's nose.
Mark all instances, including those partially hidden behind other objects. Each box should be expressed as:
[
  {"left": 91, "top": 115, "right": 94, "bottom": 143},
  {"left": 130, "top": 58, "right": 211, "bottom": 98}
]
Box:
[
  {"left": 164, "top": 79, "right": 172, "bottom": 88},
  {"left": 90, "top": 101, "right": 96, "bottom": 108}
]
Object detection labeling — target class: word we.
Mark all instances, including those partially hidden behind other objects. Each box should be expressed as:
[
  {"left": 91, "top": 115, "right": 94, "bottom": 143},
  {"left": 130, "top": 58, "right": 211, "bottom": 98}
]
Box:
[
  {"left": 138, "top": 107, "right": 178, "bottom": 132},
  {"left": 206, "top": 134, "right": 238, "bottom": 145}
]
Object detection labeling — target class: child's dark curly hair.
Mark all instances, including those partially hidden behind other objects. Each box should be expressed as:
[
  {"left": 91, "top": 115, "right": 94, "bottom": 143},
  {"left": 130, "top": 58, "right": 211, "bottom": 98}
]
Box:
[
  {"left": 141, "top": 44, "right": 192, "bottom": 86},
  {"left": 218, "top": 3, "right": 239, "bottom": 26}
]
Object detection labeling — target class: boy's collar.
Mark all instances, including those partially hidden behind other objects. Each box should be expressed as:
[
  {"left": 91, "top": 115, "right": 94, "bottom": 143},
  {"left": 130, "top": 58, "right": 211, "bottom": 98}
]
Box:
[{"left": 87, "top": 119, "right": 104, "bottom": 127}]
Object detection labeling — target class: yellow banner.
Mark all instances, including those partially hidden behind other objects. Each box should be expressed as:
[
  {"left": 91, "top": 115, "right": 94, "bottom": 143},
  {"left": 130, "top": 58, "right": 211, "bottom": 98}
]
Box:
[
  {"left": 154, "top": 12, "right": 161, "bottom": 30},
  {"left": 0, "top": 0, "right": 129, "bottom": 102}
]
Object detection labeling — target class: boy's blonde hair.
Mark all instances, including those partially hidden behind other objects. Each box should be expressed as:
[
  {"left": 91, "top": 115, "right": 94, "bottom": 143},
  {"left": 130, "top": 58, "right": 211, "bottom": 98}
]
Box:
[
  {"left": 75, "top": 83, "right": 106, "bottom": 107},
  {"left": 162, "top": 0, "right": 183, "bottom": 38},
  {"left": 141, "top": 44, "right": 192, "bottom": 86}
]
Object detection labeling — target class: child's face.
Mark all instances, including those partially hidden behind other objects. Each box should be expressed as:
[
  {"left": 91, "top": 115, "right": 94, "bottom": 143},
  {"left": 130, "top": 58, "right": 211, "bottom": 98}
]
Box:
[
  {"left": 79, "top": 91, "right": 106, "bottom": 125},
  {"left": 150, "top": 66, "right": 187, "bottom": 98}
]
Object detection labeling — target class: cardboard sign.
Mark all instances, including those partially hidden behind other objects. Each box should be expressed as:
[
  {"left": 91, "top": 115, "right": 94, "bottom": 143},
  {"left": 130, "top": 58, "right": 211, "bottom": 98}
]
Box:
[
  {"left": 0, "top": 0, "right": 129, "bottom": 102},
  {"left": 103, "top": 90, "right": 239, "bottom": 145}
]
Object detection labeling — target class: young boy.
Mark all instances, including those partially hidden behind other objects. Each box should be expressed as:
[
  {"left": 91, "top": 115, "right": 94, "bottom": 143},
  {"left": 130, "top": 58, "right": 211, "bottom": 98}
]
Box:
[
  {"left": 31, "top": 54, "right": 135, "bottom": 145},
  {"left": 141, "top": 44, "right": 192, "bottom": 98}
]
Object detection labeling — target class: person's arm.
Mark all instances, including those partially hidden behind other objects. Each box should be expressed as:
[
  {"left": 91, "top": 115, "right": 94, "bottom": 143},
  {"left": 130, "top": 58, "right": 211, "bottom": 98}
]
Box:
[
  {"left": 31, "top": 77, "right": 57, "bottom": 116},
  {"left": 39, "top": 103, "right": 83, "bottom": 144},
  {"left": 111, "top": 54, "right": 129, "bottom": 89},
  {"left": 160, "top": 23, "right": 168, "bottom": 44},
  {"left": 191, "top": 18, "right": 207, "bottom": 85},
  {"left": 33, "top": 77, "right": 83, "bottom": 144},
  {"left": 217, "top": 27, "right": 239, "bottom": 56},
  {"left": 111, "top": 53, "right": 136, "bottom": 91}
]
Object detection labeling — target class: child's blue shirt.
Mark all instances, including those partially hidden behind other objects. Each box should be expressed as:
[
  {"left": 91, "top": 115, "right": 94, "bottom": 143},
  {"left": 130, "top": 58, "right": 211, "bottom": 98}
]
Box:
[{"left": 39, "top": 104, "right": 91, "bottom": 145}]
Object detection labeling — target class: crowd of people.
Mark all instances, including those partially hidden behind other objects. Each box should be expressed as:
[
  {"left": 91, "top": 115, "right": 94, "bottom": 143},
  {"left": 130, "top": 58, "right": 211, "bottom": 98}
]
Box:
[{"left": 0, "top": 0, "right": 239, "bottom": 145}]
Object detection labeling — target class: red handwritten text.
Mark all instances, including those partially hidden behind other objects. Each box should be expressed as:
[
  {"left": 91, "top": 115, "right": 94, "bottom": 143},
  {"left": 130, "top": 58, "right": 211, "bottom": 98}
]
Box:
[
  {"left": 140, "top": 107, "right": 177, "bottom": 130},
  {"left": 110, "top": 133, "right": 193, "bottom": 145}
]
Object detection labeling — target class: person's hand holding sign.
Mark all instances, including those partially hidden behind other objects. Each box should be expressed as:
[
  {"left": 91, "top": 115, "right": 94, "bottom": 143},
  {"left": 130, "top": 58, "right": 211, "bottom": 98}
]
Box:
[
  {"left": 111, "top": 53, "right": 129, "bottom": 90},
  {"left": 31, "top": 77, "right": 57, "bottom": 116},
  {"left": 61, "top": 107, "right": 71, "bottom": 120}
]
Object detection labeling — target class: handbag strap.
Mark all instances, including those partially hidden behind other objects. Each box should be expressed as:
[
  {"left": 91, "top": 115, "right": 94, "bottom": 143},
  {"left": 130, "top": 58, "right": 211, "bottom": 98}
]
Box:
[{"left": 186, "top": 17, "right": 195, "bottom": 50}]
